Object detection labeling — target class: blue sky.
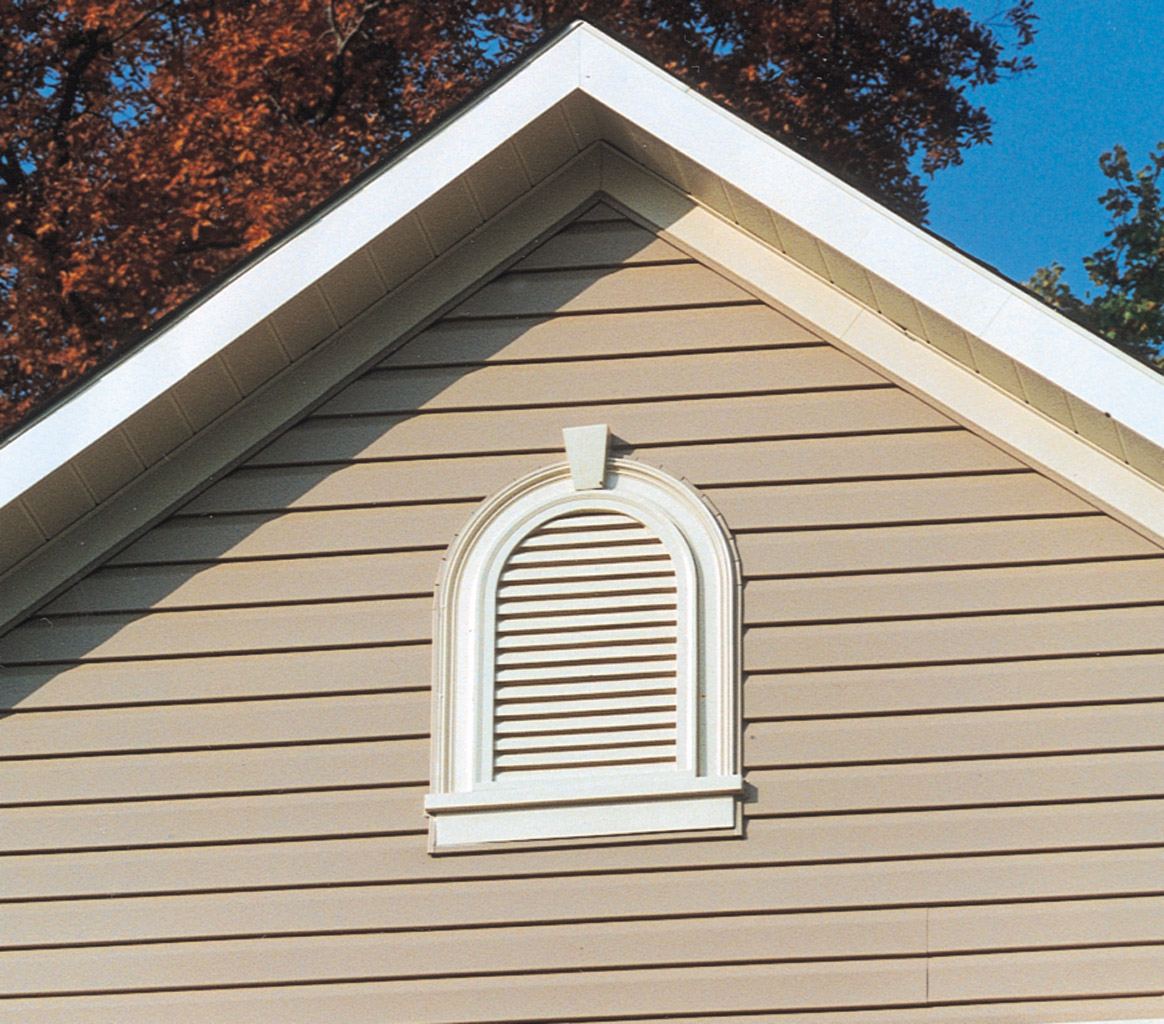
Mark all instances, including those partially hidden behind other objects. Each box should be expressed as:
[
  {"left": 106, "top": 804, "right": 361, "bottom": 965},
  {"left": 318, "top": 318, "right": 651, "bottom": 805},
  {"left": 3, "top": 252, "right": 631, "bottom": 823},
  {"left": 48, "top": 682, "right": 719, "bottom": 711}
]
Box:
[{"left": 924, "top": 2, "right": 1164, "bottom": 294}]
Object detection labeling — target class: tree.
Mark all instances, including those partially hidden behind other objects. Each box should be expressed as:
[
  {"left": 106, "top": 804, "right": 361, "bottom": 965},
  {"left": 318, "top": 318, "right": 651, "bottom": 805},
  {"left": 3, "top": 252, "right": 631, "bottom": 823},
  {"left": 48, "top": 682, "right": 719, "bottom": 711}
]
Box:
[
  {"left": 1029, "top": 142, "right": 1164, "bottom": 368},
  {"left": 0, "top": 0, "right": 1037, "bottom": 432}
]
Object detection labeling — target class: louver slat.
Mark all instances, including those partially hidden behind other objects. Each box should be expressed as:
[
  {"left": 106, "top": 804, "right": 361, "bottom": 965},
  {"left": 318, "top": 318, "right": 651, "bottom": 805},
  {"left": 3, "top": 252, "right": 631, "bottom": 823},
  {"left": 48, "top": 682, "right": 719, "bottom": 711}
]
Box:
[
  {"left": 495, "top": 678, "right": 677, "bottom": 701},
  {"left": 494, "top": 744, "right": 676, "bottom": 770},
  {"left": 497, "top": 625, "right": 678, "bottom": 651},
  {"left": 498, "top": 560, "right": 671, "bottom": 583},
  {"left": 497, "top": 574, "right": 676, "bottom": 600},
  {"left": 497, "top": 589, "right": 676, "bottom": 616},
  {"left": 493, "top": 511, "right": 680, "bottom": 776},
  {"left": 497, "top": 607, "right": 677, "bottom": 633},
  {"left": 495, "top": 659, "right": 678, "bottom": 684},
  {"left": 496, "top": 641, "right": 678, "bottom": 666},
  {"left": 494, "top": 694, "right": 678, "bottom": 718}
]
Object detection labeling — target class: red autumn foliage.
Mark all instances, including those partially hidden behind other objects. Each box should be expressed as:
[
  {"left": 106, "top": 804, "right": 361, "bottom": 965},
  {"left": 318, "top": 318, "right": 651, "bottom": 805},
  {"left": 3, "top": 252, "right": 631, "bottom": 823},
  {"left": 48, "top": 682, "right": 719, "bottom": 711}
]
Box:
[{"left": 0, "top": 0, "right": 1035, "bottom": 432}]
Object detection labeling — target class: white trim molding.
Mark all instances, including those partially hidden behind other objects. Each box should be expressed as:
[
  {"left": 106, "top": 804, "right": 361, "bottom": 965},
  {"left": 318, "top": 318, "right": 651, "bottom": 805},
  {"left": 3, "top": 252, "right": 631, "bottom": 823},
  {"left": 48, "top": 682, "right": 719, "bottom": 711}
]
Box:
[{"left": 427, "top": 455, "right": 741, "bottom": 849}]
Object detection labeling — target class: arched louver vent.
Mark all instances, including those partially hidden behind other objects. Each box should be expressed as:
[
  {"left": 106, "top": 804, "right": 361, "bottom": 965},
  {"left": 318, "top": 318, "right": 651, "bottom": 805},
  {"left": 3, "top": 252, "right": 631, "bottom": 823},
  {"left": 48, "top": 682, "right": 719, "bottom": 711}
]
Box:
[
  {"left": 492, "top": 510, "right": 679, "bottom": 776},
  {"left": 428, "top": 449, "right": 741, "bottom": 849}
]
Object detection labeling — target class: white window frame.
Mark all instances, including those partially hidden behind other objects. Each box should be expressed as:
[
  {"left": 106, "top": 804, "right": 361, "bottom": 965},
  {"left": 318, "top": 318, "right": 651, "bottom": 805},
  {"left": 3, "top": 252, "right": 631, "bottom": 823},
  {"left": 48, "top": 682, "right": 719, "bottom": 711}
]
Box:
[{"left": 426, "top": 441, "right": 741, "bottom": 849}]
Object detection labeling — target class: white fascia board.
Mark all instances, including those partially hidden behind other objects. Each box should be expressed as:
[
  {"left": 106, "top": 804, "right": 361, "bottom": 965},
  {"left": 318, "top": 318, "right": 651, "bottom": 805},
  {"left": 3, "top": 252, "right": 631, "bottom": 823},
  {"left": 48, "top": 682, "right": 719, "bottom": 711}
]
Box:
[
  {"left": 0, "top": 27, "right": 586, "bottom": 509},
  {"left": 574, "top": 25, "right": 1164, "bottom": 460}
]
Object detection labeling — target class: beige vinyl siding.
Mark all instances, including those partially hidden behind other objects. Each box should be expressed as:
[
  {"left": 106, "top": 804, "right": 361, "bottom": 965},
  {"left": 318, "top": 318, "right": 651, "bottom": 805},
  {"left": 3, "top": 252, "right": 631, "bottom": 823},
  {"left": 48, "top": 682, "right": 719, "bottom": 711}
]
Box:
[
  {"left": 7, "top": 847, "right": 1164, "bottom": 944},
  {"left": 3, "top": 208, "right": 1164, "bottom": 1022}
]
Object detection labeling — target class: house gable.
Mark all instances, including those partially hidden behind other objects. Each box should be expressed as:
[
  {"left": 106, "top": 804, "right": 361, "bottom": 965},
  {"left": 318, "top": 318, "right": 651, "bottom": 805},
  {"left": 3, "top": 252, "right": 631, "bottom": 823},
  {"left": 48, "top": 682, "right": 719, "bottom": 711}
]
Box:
[
  {"left": 3, "top": 203, "right": 1164, "bottom": 1019},
  {"left": 3, "top": 21, "right": 1164, "bottom": 1022},
  {"left": 3, "top": 22, "right": 1164, "bottom": 640}
]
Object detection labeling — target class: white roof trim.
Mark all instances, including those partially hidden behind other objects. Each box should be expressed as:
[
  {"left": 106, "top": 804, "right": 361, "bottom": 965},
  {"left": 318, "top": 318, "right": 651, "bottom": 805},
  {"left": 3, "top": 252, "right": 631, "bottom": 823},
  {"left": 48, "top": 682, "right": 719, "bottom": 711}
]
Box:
[{"left": 3, "top": 20, "right": 1163, "bottom": 536}]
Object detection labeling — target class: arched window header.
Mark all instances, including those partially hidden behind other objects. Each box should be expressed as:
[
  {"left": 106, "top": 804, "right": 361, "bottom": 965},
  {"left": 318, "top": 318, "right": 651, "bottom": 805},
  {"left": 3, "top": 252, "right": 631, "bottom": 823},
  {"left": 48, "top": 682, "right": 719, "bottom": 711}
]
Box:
[{"left": 426, "top": 425, "right": 741, "bottom": 849}]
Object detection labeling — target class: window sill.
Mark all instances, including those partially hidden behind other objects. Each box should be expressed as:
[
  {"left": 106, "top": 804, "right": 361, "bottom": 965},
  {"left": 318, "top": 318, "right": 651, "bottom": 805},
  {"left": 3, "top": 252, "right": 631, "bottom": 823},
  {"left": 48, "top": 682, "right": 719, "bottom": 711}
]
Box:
[{"left": 426, "top": 778, "right": 742, "bottom": 849}]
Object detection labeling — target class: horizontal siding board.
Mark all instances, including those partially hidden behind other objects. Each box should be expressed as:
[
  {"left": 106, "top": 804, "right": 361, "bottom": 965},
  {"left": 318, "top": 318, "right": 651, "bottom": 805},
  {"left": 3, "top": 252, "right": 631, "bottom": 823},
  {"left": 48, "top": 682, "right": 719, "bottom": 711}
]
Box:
[
  {"left": 620, "top": 999, "right": 1164, "bottom": 1024},
  {"left": 644, "top": 432, "right": 1021, "bottom": 487},
  {"left": 113, "top": 469, "right": 1091, "bottom": 567},
  {"left": 509, "top": 218, "right": 689, "bottom": 269},
  {"left": 744, "top": 606, "right": 1164, "bottom": 672},
  {"left": 743, "top": 798, "right": 1164, "bottom": 863},
  {"left": 738, "top": 517, "right": 1155, "bottom": 577},
  {"left": 0, "top": 693, "right": 424, "bottom": 761},
  {"left": 182, "top": 454, "right": 551, "bottom": 515},
  {"left": 1, "top": 910, "right": 926, "bottom": 995},
  {"left": 754, "top": 751, "right": 1164, "bottom": 816},
  {"left": 0, "top": 597, "right": 431, "bottom": 664},
  {"left": 449, "top": 261, "right": 756, "bottom": 317},
  {"left": 184, "top": 434, "right": 1020, "bottom": 516},
  {"left": 5, "top": 848, "right": 1161, "bottom": 946},
  {"left": 1, "top": 646, "right": 430, "bottom": 711},
  {"left": 744, "top": 558, "right": 1164, "bottom": 628},
  {"left": 43, "top": 550, "right": 441, "bottom": 615},
  {"left": 109, "top": 504, "right": 474, "bottom": 564},
  {"left": 1, "top": 835, "right": 408, "bottom": 901},
  {"left": 383, "top": 304, "right": 811, "bottom": 366},
  {"left": 710, "top": 472, "right": 1093, "bottom": 530},
  {"left": 0, "top": 960, "right": 927, "bottom": 1024},
  {"left": 747, "top": 655, "right": 1164, "bottom": 718},
  {"left": 929, "top": 945, "right": 1164, "bottom": 1003},
  {"left": 931, "top": 896, "right": 1164, "bottom": 952},
  {"left": 320, "top": 346, "right": 884, "bottom": 416},
  {"left": 746, "top": 703, "right": 1164, "bottom": 768},
  {"left": 0, "top": 740, "right": 427, "bottom": 807},
  {"left": 252, "top": 389, "right": 946, "bottom": 465},
  {"left": 10, "top": 996, "right": 1164, "bottom": 1024},
  {"left": 3, "top": 788, "right": 421, "bottom": 853}
]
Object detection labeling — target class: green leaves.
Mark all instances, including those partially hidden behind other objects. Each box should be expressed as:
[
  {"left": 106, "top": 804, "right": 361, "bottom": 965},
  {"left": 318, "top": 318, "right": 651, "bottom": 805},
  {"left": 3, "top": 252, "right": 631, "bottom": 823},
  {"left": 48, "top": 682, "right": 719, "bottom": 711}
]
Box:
[{"left": 1030, "top": 142, "right": 1164, "bottom": 367}]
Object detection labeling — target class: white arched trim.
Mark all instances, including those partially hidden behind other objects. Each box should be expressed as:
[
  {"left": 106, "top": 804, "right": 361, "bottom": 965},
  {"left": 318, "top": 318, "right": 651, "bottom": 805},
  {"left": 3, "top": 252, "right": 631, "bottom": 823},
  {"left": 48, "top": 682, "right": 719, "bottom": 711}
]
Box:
[{"left": 426, "top": 456, "right": 742, "bottom": 849}]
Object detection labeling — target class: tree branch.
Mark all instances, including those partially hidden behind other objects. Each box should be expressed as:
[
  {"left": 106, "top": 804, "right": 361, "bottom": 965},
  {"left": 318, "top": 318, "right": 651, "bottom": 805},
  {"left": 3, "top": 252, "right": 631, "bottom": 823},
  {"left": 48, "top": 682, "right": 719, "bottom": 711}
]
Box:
[
  {"left": 317, "top": 0, "right": 385, "bottom": 124},
  {"left": 0, "top": 145, "right": 28, "bottom": 194},
  {"left": 54, "top": 28, "right": 106, "bottom": 138}
]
